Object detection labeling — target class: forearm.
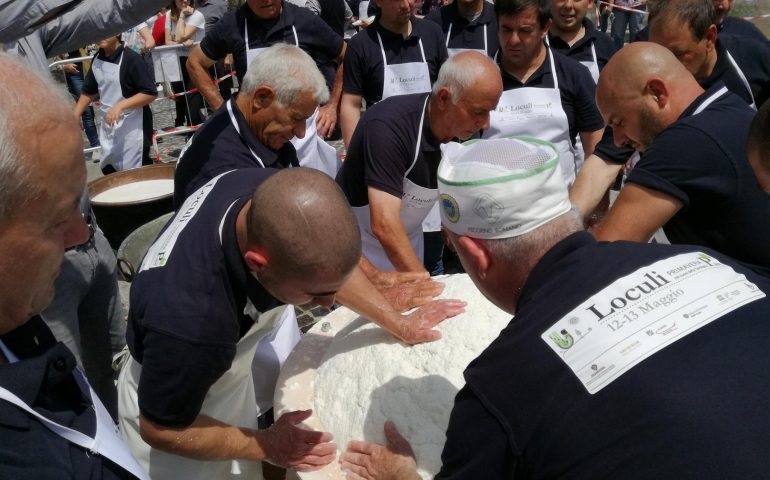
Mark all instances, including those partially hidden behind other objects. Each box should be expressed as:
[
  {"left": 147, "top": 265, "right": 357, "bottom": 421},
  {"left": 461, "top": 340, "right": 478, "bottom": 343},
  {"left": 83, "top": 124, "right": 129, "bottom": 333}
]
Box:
[
  {"left": 335, "top": 266, "right": 410, "bottom": 340},
  {"left": 117, "top": 93, "right": 157, "bottom": 111},
  {"left": 74, "top": 93, "right": 95, "bottom": 118},
  {"left": 328, "top": 48, "right": 345, "bottom": 111},
  {"left": 373, "top": 221, "right": 426, "bottom": 272},
  {"left": 140, "top": 414, "right": 267, "bottom": 462},
  {"left": 340, "top": 94, "right": 362, "bottom": 149},
  {"left": 570, "top": 155, "right": 622, "bottom": 220},
  {"left": 187, "top": 47, "right": 223, "bottom": 109}
]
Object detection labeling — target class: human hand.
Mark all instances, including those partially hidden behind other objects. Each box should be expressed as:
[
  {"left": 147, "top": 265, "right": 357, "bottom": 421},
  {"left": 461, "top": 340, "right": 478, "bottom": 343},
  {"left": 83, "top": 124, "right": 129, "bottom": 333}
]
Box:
[
  {"left": 370, "top": 270, "right": 444, "bottom": 312},
  {"left": 396, "top": 298, "right": 466, "bottom": 344},
  {"left": 63, "top": 63, "right": 79, "bottom": 75},
  {"left": 262, "top": 410, "right": 336, "bottom": 471},
  {"left": 340, "top": 421, "right": 420, "bottom": 480},
  {"left": 183, "top": 39, "right": 194, "bottom": 47},
  {"left": 105, "top": 105, "right": 123, "bottom": 126},
  {"left": 316, "top": 103, "right": 338, "bottom": 138},
  {"left": 224, "top": 53, "right": 234, "bottom": 69},
  {"left": 181, "top": 4, "right": 194, "bottom": 16}
]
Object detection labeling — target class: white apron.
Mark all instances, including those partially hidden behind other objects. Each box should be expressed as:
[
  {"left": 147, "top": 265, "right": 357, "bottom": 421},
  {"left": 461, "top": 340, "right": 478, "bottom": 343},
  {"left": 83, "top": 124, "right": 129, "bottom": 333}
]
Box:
[
  {"left": 117, "top": 305, "right": 293, "bottom": 479},
  {"left": 0, "top": 341, "right": 148, "bottom": 480},
  {"left": 93, "top": 51, "right": 144, "bottom": 172},
  {"left": 378, "top": 32, "right": 432, "bottom": 100},
  {"left": 245, "top": 23, "right": 341, "bottom": 176},
  {"left": 445, "top": 22, "right": 487, "bottom": 58},
  {"left": 483, "top": 48, "right": 579, "bottom": 186},
  {"left": 353, "top": 97, "right": 438, "bottom": 271},
  {"left": 573, "top": 40, "right": 600, "bottom": 170}
]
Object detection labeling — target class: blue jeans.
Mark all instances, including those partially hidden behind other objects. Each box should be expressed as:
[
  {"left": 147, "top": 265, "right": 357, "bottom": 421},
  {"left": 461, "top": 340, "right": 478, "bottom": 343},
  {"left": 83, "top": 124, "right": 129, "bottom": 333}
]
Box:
[
  {"left": 39, "top": 229, "right": 125, "bottom": 420},
  {"left": 66, "top": 70, "right": 100, "bottom": 147},
  {"left": 611, "top": 6, "right": 644, "bottom": 50}
]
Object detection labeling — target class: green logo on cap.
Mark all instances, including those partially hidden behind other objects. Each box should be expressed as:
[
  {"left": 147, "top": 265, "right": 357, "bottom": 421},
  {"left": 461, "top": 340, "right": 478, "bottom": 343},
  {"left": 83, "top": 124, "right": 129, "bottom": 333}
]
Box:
[{"left": 440, "top": 194, "right": 460, "bottom": 223}]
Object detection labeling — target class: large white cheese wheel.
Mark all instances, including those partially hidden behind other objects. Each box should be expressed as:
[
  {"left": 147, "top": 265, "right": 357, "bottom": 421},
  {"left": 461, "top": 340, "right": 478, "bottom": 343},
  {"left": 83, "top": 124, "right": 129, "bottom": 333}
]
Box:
[{"left": 275, "top": 274, "right": 511, "bottom": 479}]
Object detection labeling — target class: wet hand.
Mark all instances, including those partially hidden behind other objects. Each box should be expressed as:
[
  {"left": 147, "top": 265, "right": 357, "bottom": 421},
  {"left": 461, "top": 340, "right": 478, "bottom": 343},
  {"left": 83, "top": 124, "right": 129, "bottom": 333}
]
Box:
[
  {"left": 340, "top": 422, "right": 420, "bottom": 480},
  {"left": 397, "top": 298, "right": 466, "bottom": 344},
  {"left": 371, "top": 271, "right": 444, "bottom": 312},
  {"left": 263, "top": 410, "right": 336, "bottom": 471}
]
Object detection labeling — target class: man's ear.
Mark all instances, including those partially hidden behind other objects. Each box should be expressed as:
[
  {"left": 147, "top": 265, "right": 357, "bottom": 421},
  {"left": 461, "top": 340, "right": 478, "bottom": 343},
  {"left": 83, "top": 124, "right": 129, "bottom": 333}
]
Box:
[
  {"left": 252, "top": 86, "right": 276, "bottom": 110},
  {"left": 646, "top": 78, "right": 669, "bottom": 108},
  {"left": 704, "top": 23, "right": 718, "bottom": 50},
  {"left": 436, "top": 86, "right": 453, "bottom": 110},
  {"left": 244, "top": 248, "right": 269, "bottom": 273},
  {"left": 457, "top": 235, "right": 491, "bottom": 280}
]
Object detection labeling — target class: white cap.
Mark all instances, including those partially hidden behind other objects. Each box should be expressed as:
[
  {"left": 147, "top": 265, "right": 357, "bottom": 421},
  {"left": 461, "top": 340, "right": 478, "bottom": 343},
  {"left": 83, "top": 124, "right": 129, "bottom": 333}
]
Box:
[{"left": 437, "top": 137, "right": 571, "bottom": 239}]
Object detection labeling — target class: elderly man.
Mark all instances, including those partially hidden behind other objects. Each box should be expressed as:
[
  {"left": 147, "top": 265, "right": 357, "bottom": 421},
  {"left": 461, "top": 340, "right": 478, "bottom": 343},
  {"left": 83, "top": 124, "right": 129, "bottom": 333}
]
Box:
[
  {"left": 0, "top": 53, "right": 147, "bottom": 479},
  {"left": 186, "top": 0, "right": 345, "bottom": 171},
  {"left": 649, "top": 0, "right": 770, "bottom": 109},
  {"left": 174, "top": 44, "right": 323, "bottom": 206},
  {"left": 593, "top": 42, "right": 770, "bottom": 270},
  {"left": 336, "top": 51, "right": 502, "bottom": 273},
  {"left": 340, "top": 136, "right": 770, "bottom": 479},
  {"left": 482, "top": 0, "right": 604, "bottom": 187}
]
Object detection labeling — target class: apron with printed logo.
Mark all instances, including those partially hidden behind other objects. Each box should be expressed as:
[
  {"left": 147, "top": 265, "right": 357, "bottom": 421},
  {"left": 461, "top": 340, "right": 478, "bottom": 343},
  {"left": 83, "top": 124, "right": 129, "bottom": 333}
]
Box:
[
  {"left": 353, "top": 97, "right": 438, "bottom": 271},
  {"left": 483, "top": 48, "right": 579, "bottom": 186},
  {"left": 377, "top": 32, "right": 432, "bottom": 100},
  {"left": 93, "top": 51, "right": 144, "bottom": 171}
]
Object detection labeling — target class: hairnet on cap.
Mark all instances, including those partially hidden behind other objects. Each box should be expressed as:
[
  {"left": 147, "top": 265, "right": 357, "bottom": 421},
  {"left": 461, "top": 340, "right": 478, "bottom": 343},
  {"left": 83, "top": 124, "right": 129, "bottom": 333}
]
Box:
[{"left": 437, "top": 137, "right": 571, "bottom": 239}]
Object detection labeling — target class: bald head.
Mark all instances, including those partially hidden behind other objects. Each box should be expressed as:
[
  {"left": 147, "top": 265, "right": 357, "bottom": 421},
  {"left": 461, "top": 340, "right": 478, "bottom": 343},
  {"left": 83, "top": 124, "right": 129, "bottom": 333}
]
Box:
[
  {"left": 432, "top": 51, "right": 503, "bottom": 103},
  {"left": 247, "top": 168, "right": 362, "bottom": 280},
  {"left": 597, "top": 43, "right": 704, "bottom": 151},
  {"left": 0, "top": 53, "right": 79, "bottom": 220}
]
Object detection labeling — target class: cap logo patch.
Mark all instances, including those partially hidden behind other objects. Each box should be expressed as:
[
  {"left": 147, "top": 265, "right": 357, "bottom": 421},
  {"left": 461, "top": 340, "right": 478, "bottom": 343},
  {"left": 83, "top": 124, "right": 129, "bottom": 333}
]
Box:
[
  {"left": 441, "top": 194, "right": 460, "bottom": 223},
  {"left": 473, "top": 194, "right": 504, "bottom": 225}
]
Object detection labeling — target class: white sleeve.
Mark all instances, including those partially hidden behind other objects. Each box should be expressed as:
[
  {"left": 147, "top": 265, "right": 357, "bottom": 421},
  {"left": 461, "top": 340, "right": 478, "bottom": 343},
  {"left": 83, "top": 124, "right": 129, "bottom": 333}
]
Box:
[{"left": 188, "top": 10, "right": 206, "bottom": 31}]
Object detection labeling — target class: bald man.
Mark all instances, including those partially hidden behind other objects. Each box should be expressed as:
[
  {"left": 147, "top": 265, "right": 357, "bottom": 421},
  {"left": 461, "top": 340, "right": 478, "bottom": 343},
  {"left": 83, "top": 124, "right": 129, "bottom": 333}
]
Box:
[
  {"left": 118, "top": 167, "right": 465, "bottom": 479},
  {"left": 593, "top": 42, "right": 770, "bottom": 271}
]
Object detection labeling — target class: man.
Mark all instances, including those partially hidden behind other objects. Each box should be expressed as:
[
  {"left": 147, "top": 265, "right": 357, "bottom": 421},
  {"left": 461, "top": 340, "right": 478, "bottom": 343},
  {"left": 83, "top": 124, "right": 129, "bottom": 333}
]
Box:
[
  {"left": 482, "top": 0, "right": 604, "bottom": 187},
  {"left": 649, "top": 0, "right": 770, "bottom": 109},
  {"left": 340, "top": 136, "right": 770, "bottom": 479},
  {"left": 547, "top": 0, "right": 616, "bottom": 83},
  {"left": 336, "top": 51, "right": 502, "bottom": 272},
  {"left": 186, "top": 0, "right": 345, "bottom": 140},
  {"left": 606, "top": 0, "right": 646, "bottom": 50},
  {"left": 174, "top": 44, "right": 321, "bottom": 206},
  {"left": 0, "top": 53, "right": 147, "bottom": 480},
  {"left": 593, "top": 42, "right": 770, "bottom": 270},
  {"left": 426, "top": 0, "right": 499, "bottom": 59},
  {"left": 340, "top": 0, "right": 448, "bottom": 147},
  {"left": 748, "top": 100, "right": 770, "bottom": 193},
  {"left": 118, "top": 167, "right": 465, "bottom": 479},
  {"left": 570, "top": 0, "right": 770, "bottom": 222},
  {"left": 713, "top": 0, "right": 767, "bottom": 41}
]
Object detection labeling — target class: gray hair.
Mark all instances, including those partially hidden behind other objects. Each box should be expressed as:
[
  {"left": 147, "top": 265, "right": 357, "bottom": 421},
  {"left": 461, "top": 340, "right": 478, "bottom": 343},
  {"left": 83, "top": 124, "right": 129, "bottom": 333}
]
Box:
[
  {"left": 0, "top": 53, "right": 74, "bottom": 220},
  {"left": 432, "top": 51, "right": 498, "bottom": 104},
  {"left": 482, "top": 208, "right": 583, "bottom": 262},
  {"left": 240, "top": 43, "right": 330, "bottom": 106}
]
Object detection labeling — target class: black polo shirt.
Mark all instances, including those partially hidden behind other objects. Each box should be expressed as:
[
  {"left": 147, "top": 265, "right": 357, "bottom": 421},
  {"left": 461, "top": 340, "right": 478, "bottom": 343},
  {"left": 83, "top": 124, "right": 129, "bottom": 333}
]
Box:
[
  {"left": 336, "top": 92, "right": 440, "bottom": 206},
  {"left": 83, "top": 45, "right": 156, "bottom": 142},
  {"left": 343, "top": 17, "right": 448, "bottom": 106},
  {"left": 707, "top": 36, "right": 770, "bottom": 108},
  {"left": 719, "top": 15, "right": 768, "bottom": 43},
  {"left": 438, "top": 232, "right": 770, "bottom": 478},
  {"left": 173, "top": 99, "right": 298, "bottom": 208},
  {"left": 493, "top": 48, "right": 604, "bottom": 144},
  {"left": 425, "top": 1, "right": 499, "bottom": 58},
  {"left": 200, "top": 1, "right": 344, "bottom": 83},
  {"left": 627, "top": 84, "right": 770, "bottom": 269},
  {"left": 547, "top": 18, "right": 616, "bottom": 72},
  {"left": 128, "top": 169, "right": 284, "bottom": 427},
  {"left": 0, "top": 317, "right": 136, "bottom": 479}
]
